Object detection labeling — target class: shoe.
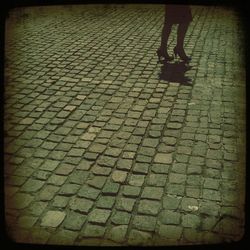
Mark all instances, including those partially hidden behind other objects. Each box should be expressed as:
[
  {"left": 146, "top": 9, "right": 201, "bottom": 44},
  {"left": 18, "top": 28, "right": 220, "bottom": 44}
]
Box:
[
  {"left": 157, "top": 48, "right": 174, "bottom": 62},
  {"left": 173, "top": 46, "right": 191, "bottom": 62}
]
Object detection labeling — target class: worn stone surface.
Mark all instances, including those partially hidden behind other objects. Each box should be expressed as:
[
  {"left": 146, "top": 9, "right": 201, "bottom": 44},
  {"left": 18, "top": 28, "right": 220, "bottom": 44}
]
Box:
[
  {"left": 107, "top": 225, "right": 128, "bottom": 243},
  {"left": 81, "top": 224, "right": 106, "bottom": 238},
  {"left": 141, "top": 187, "right": 164, "bottom": 200},
  {"left": 154, "top": 153, "right": 173, "bottom": 164},
  {"left": 111, "top": 170, "right": 128, "bottom": 184},
  {"left": 116, "top": 197, "right": 136, "bottom": 212},
  {"left": 63, "top": 211, "right": 86, "bottom": 231},
  {"left": 128, "top": 174, "right": 145, "bottom": 187},
  {"left": 163, "top": 195, "right": 181, "bottom": 210},
  {"left": 48, "top": 229, "right": 78, "bottom": 245},
  {"left": 69, "top": 197, "right": 94, "bottom": 214},
  {"left": 4, "top": 4, "right": 245, "bottom": 246},
  {"left": 41, "top": 211, "right": 66, "bottom": 228},
  {"left": 127, "top": 229, "right": 152, "bottom": 246},
  {"left": 17, "top": 215, "right": 38, "bottom": 229},
  {"left": 38, "top": 185, "right": 60, "bottom": 201},
  {"left": 122, "top": 185, "right": 141, "bottom": 198},
  {"left": 7, "top": 193, "right": 34, "bottom": 209},
  {"left": 159, "top": 210, "right": 181, "bottom": 225},
  {"left": 88, "top": 208, "right": 111, "bottom": 225},
  {"left": 158, "top": 224, "right": 183, "bottom": 239},
  {"left": 77, "top": 185, "right": 100, "bottom": 200},
  {"left": 102, "top": 181, "right": 120, "bottom": 196},
  {"left": 137, "top": 199, "right": 161, "bottom": 215},
  {"left": 132, "top": 215, "right": 157, "bottom": 232},
  {"left": 111, "top": 211, "right": 131, "bottom": 225}
]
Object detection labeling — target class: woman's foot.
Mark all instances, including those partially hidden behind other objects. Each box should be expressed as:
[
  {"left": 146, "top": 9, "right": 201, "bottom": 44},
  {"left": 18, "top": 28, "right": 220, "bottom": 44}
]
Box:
[
  {"left": 173, "top": 46, "right": 191, "bottom": 62},
  {"left": 157, "top": 48, "right": 174, "bottom": 62}
]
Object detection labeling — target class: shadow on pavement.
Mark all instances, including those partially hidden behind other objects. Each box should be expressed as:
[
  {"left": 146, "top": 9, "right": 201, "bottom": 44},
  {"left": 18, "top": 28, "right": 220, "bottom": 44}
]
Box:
[{"left": 159, "top": 61, "right": 192, "bottom": 85}]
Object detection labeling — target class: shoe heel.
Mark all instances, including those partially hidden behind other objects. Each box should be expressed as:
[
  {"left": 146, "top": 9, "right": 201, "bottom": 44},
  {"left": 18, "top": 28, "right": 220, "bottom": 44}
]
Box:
[
  {"left": 157, "top": 49, "right": 164, "bottom": 63},
  {"left": 173, "top": 46, "right": 191, "bottom": 62},
  {"left": 173, "top": 47, "right": 178, "bottom": 58},
  {"left": 156, "top": 49, "right": 161, "bottom": 62},
  {"left": 157, "top": 48, "right": 174, "bottom": 62}
]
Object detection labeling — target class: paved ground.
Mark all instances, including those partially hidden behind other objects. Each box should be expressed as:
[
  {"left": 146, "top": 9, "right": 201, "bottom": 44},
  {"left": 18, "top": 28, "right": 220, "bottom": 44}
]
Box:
[{"left": 4, "top": 4, "right": 245, "bottom": 246}]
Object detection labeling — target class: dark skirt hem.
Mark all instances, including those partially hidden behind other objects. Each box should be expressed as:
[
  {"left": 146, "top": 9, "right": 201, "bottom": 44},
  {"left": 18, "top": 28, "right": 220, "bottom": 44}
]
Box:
[{"left": 165, "top": 5, "right": 192, "bottom": 24}]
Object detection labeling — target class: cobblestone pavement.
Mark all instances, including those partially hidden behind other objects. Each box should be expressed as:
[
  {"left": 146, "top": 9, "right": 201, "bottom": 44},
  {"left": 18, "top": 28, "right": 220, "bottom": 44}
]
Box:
[{"left": 4, "top": 4, "right": 245, "bottom": 246}]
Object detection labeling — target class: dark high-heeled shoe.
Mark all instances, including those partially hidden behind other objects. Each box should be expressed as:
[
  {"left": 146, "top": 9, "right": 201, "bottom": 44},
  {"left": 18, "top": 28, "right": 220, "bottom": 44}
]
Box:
[
  {"left": 157, "top": 48, "right": 174, "bottom": 62},
  {"left": 173, "top": 46, "right": 191, "bottom": 62}
]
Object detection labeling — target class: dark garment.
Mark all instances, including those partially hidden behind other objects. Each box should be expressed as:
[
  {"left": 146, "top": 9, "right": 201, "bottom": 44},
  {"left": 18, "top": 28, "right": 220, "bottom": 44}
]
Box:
[{"left": 165, "top": 5, "right": 192, "bottom": 24}]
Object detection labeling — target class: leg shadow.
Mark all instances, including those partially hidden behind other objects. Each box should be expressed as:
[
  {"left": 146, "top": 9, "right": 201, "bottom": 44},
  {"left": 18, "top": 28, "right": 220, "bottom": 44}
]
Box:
[{"left": 159, "top": 60, "right": 193, "bottom": 85}]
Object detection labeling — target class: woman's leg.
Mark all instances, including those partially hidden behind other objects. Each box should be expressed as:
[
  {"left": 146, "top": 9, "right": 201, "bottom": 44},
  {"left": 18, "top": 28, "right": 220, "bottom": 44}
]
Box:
[
  {"left": 160, "top": 21, "right": 173, "bottom": 51},
  {"left": 176, "top": 22, "right": 190, "bottom": 49},
  {"left": 175, "top": 22, "right": 191, "bottom": 61}
]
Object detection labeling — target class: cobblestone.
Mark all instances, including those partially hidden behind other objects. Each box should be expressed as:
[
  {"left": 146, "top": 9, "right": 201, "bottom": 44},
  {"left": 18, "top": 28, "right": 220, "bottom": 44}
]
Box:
[
  {"left": 52, "top": 196, "right": 69, "bottom": 209},
  {"left": 17, "top": 215, "right": 38, "bottom": 229},
  {"left": 64, "top": 211, "right": 86, "bottom": 231},
  {"left": 69, "top": 197, "right": 94, "bottom": 214},
  {"left": 21, "top": 179, "right": 45, "bottom": 192},
  {"left": 163, "top": 196, "right": 181, "bottom": 210},
  {"left": 159, "top": 210, "right": 181, "bottom": 225},
  {"left": 132, "top": 215, "right": 157, "bottom": 232},
  {"left": 158, "top": 224, "right": 183, "bottom": 240},
  {"left": 107, "top": 225, "right": 128, "bottom": 243},
  {"left": 122, "top": 185, "right": 141, "bottom": 198},
  {"left": 154, "top": 153, "right": 173, "bottom": 164},
  {"left": 88, "top": 208, "right": 111, "bottom": 225},
  {"left": 138, "top": 199, "right": 161, "bottom": 216},
  {"left": 147, "top": 173, "right": 167, "bottom": 187},
  {"left": 141, "top": 187, "right": 164, "bottom": 200},
  {"left": 55, "top": 164, "right": 75, "bottom": 175},
  {"left": 81, "top": 224, "right": 106, "bottom": 238},
  {"left": 132, "top": 163, "right": 149, "bottom": 174},
  {"left": 166, "top": 183, "right": 185, "bottom": 196},
  {"left": 111, "top": 170, "right": 128, "bottom": 183},
  {"left": 182, "top": 214, "right": 200, "bottom": 228},
  {"left": 128, "top": 229, "right": 152, "bottom": 246},
  {"left": 111, "top": 210, "right": 131, "bottom": 225},
  {"left": 77, "top": 185, "right": 100, "bottom": 200},
  {"left": 96, "top": 196, "right": 116, "bottom": 209},
  {"left": 59, "top": 184, "right": 80, "bottom": 196},
  {"left": 41, "top": 211, "right": 66, "bottom": 228},
  {"left": 68, "top": 171, "right": 89, "bottom": 185},
  {"left": 127, "top": 173, "right": 145, "bottom": 186},
  {"left": 86, "top": 176, "right": 106, "bottom": 189},
  {"left": 102, "top": 181, "right": 120, "bottom": 196},
  {"left": 29, "top": 228, "right": 51, "bottom": 244},
  {"left": 199, "top": 200, "right": 220, "bottom": 217},
  {"left": 38, "top": 185, "right": 60, "bottom": 201},
  {"left": 39, "top": 160, "right": 60, "bottom": 171},
  {"left": 117, "top": 159, "right": 133, "bottom": 171},
  {"left": 151, "top": 163, "right": 169, "bottom": 174},
  {"left": 169, "top": 173, "right": 187, "bottom": 184},
  {"left": 48, "top": 174, "right": 67, "bottom": 186},
  {"left": 5, "top": 4, "right": 245, "bottom": 246},
  {"left": 115, "top": 197, "right": 135, "bottom": 212}
]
